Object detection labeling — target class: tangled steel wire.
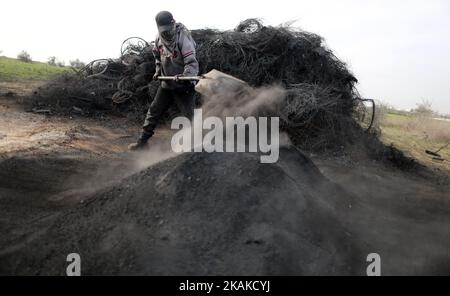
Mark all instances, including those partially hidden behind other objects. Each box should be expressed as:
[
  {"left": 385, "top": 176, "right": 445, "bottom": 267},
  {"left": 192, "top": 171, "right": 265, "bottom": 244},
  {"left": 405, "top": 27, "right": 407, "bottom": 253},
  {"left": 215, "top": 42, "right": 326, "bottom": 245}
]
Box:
[{"left": 31, "top": 19, "right": 374, "bottom": 150}]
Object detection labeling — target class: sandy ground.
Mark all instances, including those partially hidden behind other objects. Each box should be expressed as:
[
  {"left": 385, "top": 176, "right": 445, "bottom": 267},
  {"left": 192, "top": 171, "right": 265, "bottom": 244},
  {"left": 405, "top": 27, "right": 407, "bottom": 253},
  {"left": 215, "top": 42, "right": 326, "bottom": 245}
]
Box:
[
  {"left": 0, "top": 81, "right": 449, "bottom": 275},
  {"left": 0, "top": 81, "right": 136, "bottom": 156},
  {"left": 0, "top": 81, "right": 178, "bottom": 158}
]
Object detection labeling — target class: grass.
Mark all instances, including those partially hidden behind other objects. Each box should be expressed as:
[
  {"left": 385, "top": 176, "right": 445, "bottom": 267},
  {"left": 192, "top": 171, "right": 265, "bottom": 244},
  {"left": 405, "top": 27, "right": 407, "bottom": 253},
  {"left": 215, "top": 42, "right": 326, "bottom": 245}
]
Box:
[
  {"left": 380, "top": 112, "right": 450, "bottom": 173},
  {"left": 0, "top": 56, "right": 71, "bottom": 81}
]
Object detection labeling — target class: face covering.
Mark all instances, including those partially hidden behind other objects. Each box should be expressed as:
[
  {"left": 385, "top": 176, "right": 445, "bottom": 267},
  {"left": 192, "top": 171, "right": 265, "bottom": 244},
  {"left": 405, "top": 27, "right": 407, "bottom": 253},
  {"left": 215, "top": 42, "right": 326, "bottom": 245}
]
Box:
[{"left": 160, "top": 25, "right": 176, "bottom": 42}]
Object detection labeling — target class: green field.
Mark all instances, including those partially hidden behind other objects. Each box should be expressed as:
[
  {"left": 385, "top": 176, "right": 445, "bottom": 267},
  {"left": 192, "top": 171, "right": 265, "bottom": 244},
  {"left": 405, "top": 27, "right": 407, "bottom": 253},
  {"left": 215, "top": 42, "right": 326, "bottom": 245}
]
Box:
[
  {"left": 381, "top": 112, "right": 450, "bottom": 172},
  {"left": 0, "top": 56, "right": 70, "bottom": 81}
]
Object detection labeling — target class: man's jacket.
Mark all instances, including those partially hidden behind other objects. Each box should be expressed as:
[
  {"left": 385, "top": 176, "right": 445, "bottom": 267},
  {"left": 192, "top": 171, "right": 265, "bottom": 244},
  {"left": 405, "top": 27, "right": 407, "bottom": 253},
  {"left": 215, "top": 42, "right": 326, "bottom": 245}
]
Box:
[{"left": 152, "top": 23, "right": 199, "bottom": 89}]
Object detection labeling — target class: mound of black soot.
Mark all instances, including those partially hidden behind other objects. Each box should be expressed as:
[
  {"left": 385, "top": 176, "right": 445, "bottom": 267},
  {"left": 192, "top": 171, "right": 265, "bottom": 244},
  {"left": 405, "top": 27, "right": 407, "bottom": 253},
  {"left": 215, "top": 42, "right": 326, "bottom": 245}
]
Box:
[{"left": 0, "top": 148, "right": 363, "bottom": 275}]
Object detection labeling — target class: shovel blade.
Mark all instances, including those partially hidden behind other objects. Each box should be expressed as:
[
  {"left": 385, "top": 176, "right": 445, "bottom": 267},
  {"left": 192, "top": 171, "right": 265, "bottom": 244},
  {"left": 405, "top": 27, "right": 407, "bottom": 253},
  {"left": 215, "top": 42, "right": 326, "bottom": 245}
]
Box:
[{"left": 195, "top": 69, "right": 247, "bottom": 96}]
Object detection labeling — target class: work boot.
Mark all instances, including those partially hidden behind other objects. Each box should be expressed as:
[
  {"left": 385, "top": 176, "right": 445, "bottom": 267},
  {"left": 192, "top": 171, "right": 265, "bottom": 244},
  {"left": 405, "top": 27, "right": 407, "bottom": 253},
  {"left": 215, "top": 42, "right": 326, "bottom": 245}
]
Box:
[{"left": 128, "top": 138, "right": 149, "bottom": 151}]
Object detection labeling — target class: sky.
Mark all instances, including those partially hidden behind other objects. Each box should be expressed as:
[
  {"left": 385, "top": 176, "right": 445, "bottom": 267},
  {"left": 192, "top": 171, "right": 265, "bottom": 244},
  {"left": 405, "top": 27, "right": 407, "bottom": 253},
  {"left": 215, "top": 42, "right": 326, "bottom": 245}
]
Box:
[{"left": 1, "top": 0, "right": 450, "bottom": 113}]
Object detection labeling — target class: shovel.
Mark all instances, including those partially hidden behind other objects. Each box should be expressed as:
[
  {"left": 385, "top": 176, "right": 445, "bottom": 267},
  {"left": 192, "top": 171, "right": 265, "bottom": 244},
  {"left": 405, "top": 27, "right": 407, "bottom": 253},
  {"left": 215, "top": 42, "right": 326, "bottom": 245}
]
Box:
[{"left": 158, "top": 69, "right": 247, "bottom": 96}]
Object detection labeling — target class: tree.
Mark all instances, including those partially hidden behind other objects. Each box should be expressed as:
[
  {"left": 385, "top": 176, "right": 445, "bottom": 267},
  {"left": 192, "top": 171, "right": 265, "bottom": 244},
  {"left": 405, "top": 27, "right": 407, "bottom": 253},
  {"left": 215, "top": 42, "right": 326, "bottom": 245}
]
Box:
[
  {"left": 48, "top": 56, "right": 56, "bottom": 66},
  {"left": 17, "top": 50, "right": 32, "bottom": 62},
  {"left": 69, "top": 58, "right": 86, "bottom": 69},
  {"left": 414, "top": 99, "right": 434, "bottom": 117}
]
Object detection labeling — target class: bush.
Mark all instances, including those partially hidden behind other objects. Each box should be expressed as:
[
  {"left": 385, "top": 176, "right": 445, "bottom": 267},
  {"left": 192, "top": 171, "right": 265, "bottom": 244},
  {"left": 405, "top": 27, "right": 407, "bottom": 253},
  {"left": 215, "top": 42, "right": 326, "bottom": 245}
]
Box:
[
  {"left": 408, "top": 116, "right": 450, "bottom": 142},
  {"left": 17, "top": 50, "right": 32, "bottom": 62},
  {"left": 56, "top": 60, "right": 65, "bottom": 67},
  {"left": 48, "top": 56, "right": 65, "bottom": 67}
]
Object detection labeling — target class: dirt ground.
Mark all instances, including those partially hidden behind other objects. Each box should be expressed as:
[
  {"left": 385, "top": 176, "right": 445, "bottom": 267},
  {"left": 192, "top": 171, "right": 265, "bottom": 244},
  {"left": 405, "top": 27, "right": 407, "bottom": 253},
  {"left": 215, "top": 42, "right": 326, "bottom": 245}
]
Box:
[{"left": 0, "top": 82, "right": 449, "bottom": 275}]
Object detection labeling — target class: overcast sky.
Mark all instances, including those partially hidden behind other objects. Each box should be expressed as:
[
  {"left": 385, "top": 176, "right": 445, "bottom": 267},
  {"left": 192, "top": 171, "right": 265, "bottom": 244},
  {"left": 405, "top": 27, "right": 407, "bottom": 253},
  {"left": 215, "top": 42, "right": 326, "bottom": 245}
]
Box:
[{"left": 1, "top": 0, "right": 449, "bottom": 113}]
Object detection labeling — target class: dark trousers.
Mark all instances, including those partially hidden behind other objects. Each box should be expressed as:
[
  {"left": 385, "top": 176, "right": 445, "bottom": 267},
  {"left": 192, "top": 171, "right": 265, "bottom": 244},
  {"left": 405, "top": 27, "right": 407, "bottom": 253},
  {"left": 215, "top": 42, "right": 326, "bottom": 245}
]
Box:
[{"left": 141, "top": 86, "right": 195, "bottom": 141}]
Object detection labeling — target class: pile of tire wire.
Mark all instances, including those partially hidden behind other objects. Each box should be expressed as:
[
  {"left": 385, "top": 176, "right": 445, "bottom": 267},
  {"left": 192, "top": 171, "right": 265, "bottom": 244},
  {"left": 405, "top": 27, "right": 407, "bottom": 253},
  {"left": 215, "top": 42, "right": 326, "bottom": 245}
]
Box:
[{"left": 31, "top": 19, "right": 375, "bottom": 151}]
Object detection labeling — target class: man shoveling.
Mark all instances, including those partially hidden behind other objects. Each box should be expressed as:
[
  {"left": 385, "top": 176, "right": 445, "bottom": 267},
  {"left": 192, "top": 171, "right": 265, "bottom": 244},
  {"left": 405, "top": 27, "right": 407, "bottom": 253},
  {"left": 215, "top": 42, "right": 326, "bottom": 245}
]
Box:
[{"left": 128, "top": 10, "right": 199, "bottom": 150}]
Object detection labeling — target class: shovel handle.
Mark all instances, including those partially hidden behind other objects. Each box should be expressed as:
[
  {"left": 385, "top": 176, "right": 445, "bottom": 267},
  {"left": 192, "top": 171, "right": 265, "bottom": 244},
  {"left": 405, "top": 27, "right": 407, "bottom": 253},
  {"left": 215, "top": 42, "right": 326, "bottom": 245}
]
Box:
[{"left": 158, "top": 76, "right": 202, "bottom": 81}]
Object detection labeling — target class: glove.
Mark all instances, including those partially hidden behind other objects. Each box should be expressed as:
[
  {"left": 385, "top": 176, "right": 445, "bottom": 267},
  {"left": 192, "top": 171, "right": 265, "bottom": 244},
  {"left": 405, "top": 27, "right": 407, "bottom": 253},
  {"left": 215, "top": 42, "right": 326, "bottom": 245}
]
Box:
[
  {"left": 152, "top": 70, "right": 161, "bottom": 81},
  {"left": 174, "top": 74, "right": 184, "bottom": 82}
]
